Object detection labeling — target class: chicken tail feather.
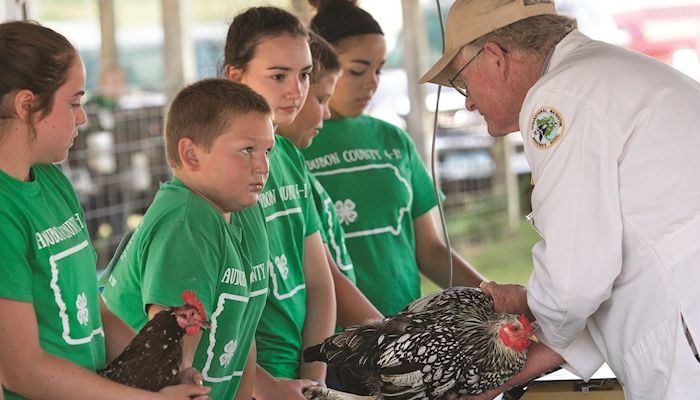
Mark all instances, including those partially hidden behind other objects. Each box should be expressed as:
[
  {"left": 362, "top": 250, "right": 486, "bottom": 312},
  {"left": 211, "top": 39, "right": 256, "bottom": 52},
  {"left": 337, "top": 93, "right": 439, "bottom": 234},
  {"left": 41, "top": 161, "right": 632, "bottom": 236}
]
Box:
[{"left": 304, "top": 343, "right": 326, "bottom": 363}]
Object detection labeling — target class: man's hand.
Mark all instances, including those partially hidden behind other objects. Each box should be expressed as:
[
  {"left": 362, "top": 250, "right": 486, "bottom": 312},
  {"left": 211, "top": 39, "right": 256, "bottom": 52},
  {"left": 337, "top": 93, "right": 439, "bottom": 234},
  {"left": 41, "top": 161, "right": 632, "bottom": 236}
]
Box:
[{"left": 479, "top": 281, "right": 533, "bottom": 319}]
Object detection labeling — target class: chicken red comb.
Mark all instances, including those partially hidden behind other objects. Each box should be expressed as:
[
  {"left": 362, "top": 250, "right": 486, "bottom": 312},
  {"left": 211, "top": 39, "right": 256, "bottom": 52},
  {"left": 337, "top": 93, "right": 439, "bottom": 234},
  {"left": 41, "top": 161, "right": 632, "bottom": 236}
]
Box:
[
  {"left": 519, "top": 315, "right": 534, "bottom": 333},
  {"left": 181, "top": 290, "right": 207, "bottom": 320}
]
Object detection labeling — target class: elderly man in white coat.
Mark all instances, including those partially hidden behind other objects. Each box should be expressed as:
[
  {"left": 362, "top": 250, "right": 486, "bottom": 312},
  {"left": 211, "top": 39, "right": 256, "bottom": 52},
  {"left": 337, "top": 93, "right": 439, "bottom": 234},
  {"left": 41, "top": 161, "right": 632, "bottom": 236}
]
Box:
[{"left": 419, "top": 0, "right": 700, "bottom": 399}]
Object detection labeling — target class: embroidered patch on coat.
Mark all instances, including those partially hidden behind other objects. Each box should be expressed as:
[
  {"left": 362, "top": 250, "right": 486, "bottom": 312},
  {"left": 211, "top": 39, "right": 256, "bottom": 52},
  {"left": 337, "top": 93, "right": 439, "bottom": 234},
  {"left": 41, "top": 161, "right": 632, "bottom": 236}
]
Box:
[{"left": 530, "top": 107, "right": 565, "bottom": 149}]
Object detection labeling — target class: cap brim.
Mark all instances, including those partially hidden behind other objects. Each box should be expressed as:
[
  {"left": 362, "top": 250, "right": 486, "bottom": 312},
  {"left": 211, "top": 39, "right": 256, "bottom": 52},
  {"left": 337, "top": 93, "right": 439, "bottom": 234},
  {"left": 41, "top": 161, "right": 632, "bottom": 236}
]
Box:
[
  {"left": 418, "top": 45, "right": 479, "bottom": 87},
  {"left": 418, "top": 47, "right": 459, "bottom": 86}
]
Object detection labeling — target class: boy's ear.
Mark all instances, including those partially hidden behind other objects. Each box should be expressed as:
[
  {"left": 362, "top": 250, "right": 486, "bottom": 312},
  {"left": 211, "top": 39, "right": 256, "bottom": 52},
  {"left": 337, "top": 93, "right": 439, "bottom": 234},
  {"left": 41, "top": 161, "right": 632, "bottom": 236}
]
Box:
[
  {"left": 178, "top": 138, "right": 201, "bottom": 171},
  {"left": 225, "top": 64, "right": 244, "bottom": 83}
]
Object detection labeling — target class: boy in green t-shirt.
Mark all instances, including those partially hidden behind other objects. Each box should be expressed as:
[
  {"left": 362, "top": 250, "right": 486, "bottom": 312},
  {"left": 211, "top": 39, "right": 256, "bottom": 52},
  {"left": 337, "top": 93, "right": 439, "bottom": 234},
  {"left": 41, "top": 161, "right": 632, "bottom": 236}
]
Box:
[
  {"left": 101, "top": 79, "right": 275, "bottom": 400},
  {"left": 276, "top": 30, "right": 384, "bottom": 395},
  {"left": 277, "top": 32, "right": 383, "bottom": 329}
]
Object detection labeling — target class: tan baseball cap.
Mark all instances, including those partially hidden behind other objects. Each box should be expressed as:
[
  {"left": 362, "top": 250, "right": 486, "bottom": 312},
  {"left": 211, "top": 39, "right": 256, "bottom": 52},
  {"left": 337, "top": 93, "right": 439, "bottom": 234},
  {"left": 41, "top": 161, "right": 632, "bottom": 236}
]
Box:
[{"left": 418, "top": 0, "right": 557, "bottom": 86}]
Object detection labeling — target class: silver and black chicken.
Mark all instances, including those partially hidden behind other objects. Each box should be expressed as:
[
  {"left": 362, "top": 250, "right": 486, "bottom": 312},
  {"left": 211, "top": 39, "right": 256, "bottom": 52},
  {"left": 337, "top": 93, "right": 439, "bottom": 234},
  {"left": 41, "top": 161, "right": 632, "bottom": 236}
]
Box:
[{"left": 304, "top": 286, "right": 537, "bottom": 400}]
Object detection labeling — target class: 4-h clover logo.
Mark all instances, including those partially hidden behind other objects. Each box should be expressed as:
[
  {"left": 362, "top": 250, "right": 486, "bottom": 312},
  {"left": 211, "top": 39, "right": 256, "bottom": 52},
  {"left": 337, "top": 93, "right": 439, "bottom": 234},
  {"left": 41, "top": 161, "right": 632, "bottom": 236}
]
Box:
[
  {"left": 76, "top": 293, "right": 89, "bottom": 326},
  {"left": 335, "top": 199, "right": 358, "bottom": 226},
  {"left": 219, "top": 339, "right": 237, "bottom": 367},
  {"left": 274, "top": 255, "right": 289, "bottom": 280}
]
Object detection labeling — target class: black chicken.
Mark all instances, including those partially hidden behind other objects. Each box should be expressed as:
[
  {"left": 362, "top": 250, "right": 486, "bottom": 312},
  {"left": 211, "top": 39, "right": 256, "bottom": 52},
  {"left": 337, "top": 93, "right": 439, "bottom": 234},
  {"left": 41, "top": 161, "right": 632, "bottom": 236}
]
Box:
[
  {"left": 304, "top": 287, "right": 537, "bottom": 400},
  {"left": 99, "top": 290, "right": 210, "bottom": 391}
]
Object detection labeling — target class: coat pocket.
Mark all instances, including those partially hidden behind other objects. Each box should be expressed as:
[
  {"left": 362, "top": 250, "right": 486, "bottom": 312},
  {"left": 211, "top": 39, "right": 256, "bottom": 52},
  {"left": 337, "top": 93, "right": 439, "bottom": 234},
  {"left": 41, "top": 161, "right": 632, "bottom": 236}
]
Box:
[
  {"left": 621, "top": 320, "right": 674, "bottom": 400},
  {"left": 653, "top": 215, "right": 700, "bottom": 271}
]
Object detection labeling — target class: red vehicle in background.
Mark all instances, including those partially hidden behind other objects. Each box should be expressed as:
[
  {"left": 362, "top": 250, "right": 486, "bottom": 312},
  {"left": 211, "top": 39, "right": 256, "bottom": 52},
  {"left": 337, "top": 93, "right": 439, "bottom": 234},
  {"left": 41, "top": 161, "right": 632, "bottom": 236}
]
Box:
[{"left": 613, "top": 4, "right": 700, "bottom": 78}]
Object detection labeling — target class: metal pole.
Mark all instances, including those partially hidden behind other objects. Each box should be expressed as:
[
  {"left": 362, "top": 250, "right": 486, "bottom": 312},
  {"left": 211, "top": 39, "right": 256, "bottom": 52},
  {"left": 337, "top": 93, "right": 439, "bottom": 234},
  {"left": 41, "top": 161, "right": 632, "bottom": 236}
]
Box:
[
  {"left": 97, "top": 0, "right": 125, "bottom": 100},
  {"left": 161, "top": 0, "right": 195, "bottom": 104},
  {"left": 2, "top": 0, "right": 32, "bottom": 21},
  {"left": 290, "top": 0, "right": 313, "bottom": 25},
  {"left": 400, "top": 0, "right": 432, "bottom": 164},
  {"left": 491, "top": 137, "right": 520, "bottom": 232}
]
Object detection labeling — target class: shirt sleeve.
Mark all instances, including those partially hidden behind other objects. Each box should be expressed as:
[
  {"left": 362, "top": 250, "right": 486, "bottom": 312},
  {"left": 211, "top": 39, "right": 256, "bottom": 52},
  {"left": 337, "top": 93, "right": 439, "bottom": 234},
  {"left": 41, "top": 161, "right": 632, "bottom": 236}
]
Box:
[
  {"left": 140, "top": 221, "right": 221, "bottom": 318},
  {"left": 400, "top": 127, "right": 442, "bottom": 218},
  {"left": 540, "top": 325, "right": 605, "bottom": 380},
  {"left": 0, "top": 212, "right": 34, "bottom": 302},
  {"left": 309, "top": 176, "right": 330, "bottom": 244},
  {"left": 525, "top": 93, "right": 625, "bottom": 350},
  {"left": 304, "top": 170, "right": 322, "bottom": 237}
]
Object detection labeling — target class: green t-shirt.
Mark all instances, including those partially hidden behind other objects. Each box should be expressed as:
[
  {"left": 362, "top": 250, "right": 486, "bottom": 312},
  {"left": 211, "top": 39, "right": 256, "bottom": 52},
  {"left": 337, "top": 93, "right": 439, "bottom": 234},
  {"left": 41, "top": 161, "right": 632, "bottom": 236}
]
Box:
[
  {"left": 301, "top": 116, "right": 439, "bottom": 316},
  {"left": 101, "top": 177, "right": 269, "bottom": 399},
  {"left": 0, "top": 165, "right": 105, "bottom": 400},
  {"left": 237, "top": 202, "right": 272, "bottom": 281},
  {"left": 308, "top": 173, "right": 356, "bottom": 284},
  {"left": 255, "top": 135, "right": 321, "bottom": 379}
]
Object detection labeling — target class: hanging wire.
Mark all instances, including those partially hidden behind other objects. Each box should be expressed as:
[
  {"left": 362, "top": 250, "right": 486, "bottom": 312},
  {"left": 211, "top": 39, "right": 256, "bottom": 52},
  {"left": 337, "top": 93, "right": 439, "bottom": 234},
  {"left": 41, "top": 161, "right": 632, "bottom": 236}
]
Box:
[{"left": 429, "top": 0, "right": 454, "bottom": 287}]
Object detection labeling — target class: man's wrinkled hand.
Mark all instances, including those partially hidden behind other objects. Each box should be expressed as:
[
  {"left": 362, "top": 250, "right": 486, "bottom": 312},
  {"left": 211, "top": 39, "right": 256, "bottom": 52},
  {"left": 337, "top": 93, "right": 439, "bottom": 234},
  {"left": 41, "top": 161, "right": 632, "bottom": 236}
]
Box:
[{"left": 479, "top": 281, "right": 532, "bottom": 319}]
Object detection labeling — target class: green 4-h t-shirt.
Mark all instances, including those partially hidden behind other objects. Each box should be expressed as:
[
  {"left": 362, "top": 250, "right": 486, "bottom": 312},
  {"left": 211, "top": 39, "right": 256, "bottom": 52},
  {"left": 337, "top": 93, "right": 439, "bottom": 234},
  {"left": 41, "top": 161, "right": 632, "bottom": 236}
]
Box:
[
  {"left": 308, "top": 173, "right": 356, "bottom": 284},
  {"left": 101, "top": 177, "right": 269, "bottom": 399},
  {"left": 0, "top": 165, "right": 105, "bottom": 400},
  {"left": 301, "top": 115, "right": 439, "bottom": 316},
  {"left": 255, "top": 135, "right": 321, "bottom": 379}
]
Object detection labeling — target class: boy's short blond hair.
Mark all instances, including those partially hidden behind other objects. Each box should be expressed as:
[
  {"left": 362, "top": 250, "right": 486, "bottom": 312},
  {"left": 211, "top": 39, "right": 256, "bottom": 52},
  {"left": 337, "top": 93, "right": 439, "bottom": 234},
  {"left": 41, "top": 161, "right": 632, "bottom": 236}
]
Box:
[
  {"left": 164, "top": 78, "right": 271, "bottom": 168},
  {"left": 309, "top": 31, "right": 340, "bottom": 84}
]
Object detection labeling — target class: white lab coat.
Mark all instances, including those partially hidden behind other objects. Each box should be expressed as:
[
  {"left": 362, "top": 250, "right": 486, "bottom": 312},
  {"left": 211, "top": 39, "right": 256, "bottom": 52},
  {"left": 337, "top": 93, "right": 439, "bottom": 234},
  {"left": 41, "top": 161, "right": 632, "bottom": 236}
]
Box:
[{"left": 520, "top": 30, "right": 700, "bottom": 399}]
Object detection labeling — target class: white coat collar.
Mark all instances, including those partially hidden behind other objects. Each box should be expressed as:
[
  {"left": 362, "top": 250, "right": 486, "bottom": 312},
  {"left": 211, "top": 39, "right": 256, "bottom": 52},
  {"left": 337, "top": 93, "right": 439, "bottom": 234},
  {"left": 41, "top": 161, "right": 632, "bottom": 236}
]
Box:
[{"left": 542, "top": 30, "right": 592, "bottom": 77}]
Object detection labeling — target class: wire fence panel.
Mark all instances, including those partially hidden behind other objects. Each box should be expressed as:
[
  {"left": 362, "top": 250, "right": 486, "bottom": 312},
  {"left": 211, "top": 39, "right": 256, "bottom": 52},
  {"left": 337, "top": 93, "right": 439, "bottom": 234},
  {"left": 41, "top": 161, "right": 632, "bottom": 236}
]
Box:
[{"left": 61, "top": 101, "right": 168, "bottom": 268}]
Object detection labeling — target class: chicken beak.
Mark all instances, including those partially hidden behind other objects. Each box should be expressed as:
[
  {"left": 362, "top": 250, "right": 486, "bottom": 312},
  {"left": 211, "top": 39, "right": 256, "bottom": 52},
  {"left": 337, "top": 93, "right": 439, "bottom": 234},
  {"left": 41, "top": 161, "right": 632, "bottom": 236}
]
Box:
[
  {"left": 529, "top": 333, "right": 539, "bottom": 343},
  {"left": 200, "top": 319, "right": 212, "bottom": 330}
]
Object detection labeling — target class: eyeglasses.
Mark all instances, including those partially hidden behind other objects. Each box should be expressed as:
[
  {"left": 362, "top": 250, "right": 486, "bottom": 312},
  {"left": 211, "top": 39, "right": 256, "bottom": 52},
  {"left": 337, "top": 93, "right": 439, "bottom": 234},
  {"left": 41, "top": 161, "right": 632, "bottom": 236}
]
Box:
[
  {"left": 448, "top": 46, "right": 508, "bottom": 98},
  {"left": 449, "top": 48, "right": 484, "bottom": 98}
]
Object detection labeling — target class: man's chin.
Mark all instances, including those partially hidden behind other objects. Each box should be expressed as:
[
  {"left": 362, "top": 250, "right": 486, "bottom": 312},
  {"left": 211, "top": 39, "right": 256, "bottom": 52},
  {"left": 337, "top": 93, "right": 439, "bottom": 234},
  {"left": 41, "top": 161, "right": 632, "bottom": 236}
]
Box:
[{"left": 487, "top": 124, "right": 518, "bottom": 137}]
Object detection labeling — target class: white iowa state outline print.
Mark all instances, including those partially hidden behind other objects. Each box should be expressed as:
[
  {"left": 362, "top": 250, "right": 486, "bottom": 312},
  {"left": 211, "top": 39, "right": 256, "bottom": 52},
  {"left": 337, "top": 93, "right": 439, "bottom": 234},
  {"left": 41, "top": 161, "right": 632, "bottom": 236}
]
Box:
[{"left": 314, "top": 163, "right": 413, "bottom": 238}]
